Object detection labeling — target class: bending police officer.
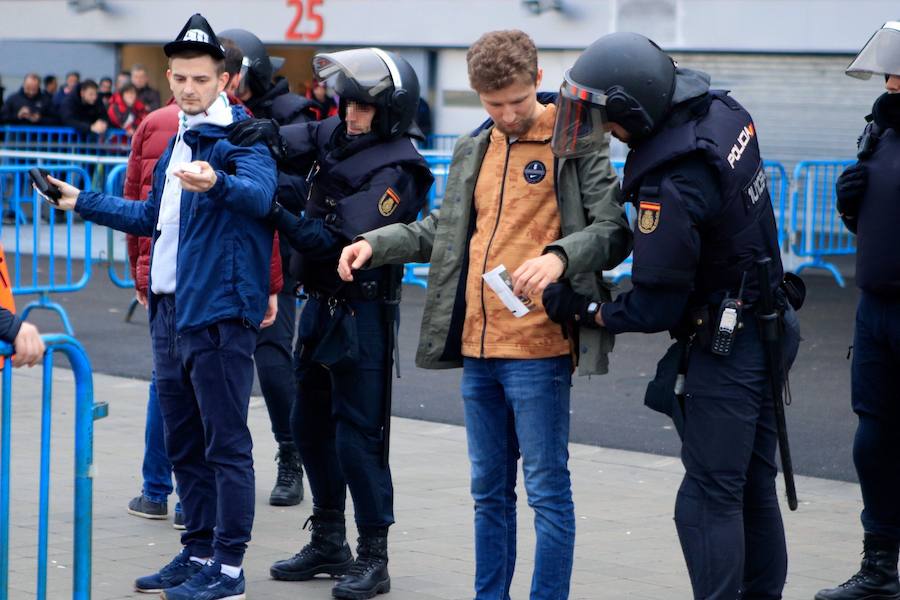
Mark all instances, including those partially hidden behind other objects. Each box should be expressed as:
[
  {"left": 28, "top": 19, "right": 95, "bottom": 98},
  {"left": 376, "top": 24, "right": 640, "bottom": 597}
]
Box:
[
  {"left": 221, "top": 27, "right": 317, "bottom": 507},
  {"left": 816, "top": 21, "right": 900, "bottom": 600},
  {"left": 541, "top": 33, "right": 801, "bottom": 599},
  {"left": 229, "top": 48, "right": 433, "bottom": 600}
]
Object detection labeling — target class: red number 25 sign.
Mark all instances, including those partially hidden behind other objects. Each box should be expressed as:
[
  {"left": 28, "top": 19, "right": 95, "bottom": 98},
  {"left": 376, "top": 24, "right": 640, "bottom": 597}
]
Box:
[{"left": 286, "top": 0, "right": 325, "bottom": 41}]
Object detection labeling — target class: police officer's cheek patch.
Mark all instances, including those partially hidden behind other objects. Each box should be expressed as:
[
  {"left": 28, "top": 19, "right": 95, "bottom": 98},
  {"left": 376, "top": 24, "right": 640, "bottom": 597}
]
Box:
[
  {"left": 378, "top": 188, "right": 401, "bottom": 217},
  {"left": 523, "top": 160, "right": 547, "bottom": 184},
  {"left": 638, "top": 201, "right": 661, "bottom": 234}
]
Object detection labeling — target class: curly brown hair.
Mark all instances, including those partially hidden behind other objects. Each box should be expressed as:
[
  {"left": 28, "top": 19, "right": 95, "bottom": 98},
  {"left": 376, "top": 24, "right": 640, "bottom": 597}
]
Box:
[{"left": 467, "top": 30, "right": 538, "bottom": 93}]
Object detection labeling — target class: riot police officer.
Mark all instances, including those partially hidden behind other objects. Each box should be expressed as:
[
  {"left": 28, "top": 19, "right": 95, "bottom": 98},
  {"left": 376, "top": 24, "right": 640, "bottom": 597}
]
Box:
[
  {"left": 815, "top": 21, "right": 900, "bottom": 600},
  {"left": 218, "top": 27, "right": 316, "bottom": 507},
  {"left": 541, "top": 33, "right": 801, "bottom": 599},
  {"left": 229, "top": 48, "right": 433, "bottom": 600}
]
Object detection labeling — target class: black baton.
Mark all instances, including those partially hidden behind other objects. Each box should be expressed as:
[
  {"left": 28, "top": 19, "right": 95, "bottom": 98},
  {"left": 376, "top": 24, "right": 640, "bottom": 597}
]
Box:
[
  {"left": 381, "top": 265, "right": 401, "bottom": 468},
  {"left": 756, "top": 257, "right": 798, "bottom": 511}
]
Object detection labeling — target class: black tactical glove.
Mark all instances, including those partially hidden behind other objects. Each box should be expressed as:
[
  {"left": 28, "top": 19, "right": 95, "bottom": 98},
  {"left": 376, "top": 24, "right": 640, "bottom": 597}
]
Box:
[
  {"left": 835, "top": 162, "right": 867, "bottom": 221},
  {"left": 228, "top": 118, "right": 286, "bottom": 162},
  {"left": 542, "top": 281, "right": 599, "bottom": 328}
]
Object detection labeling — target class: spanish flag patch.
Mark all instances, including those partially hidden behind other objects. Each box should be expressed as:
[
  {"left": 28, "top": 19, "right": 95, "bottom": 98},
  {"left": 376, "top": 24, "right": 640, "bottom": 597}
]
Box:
[{"left": 638, "top": 201, "right": 661, "bottom": 234}]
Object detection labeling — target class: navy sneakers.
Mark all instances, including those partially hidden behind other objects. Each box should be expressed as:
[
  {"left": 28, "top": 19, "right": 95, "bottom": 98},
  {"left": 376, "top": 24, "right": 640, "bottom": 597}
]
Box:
[
  {"left": 134, "top": 549, "right": 203, "bottom": 594},
  {"left": 161, "top": 561, "right": 245, "bottom": 600}
]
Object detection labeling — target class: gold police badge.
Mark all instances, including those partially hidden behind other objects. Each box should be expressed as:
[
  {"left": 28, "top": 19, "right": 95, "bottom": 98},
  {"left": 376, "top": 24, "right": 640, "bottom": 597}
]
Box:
[
  {"left": 378, "top": 187, "right": 401, "bottom": 217},
  {"left": 638, "top": 201, "right": 661, "bottom": 234}
]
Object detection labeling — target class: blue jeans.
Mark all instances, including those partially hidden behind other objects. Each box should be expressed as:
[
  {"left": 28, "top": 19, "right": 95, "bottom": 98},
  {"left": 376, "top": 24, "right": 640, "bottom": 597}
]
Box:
[
  {"left": 461, "top": 356, "right": 574, "bottom": 600},
  {"left": 141, "top": 375, "right": 174, "bottom": 503}
]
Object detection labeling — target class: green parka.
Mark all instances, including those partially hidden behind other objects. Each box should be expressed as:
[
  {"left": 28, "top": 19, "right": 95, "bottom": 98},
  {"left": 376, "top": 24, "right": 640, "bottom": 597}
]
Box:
[{"left": 361, "top": 125, "right": 633, "bottom": 376}]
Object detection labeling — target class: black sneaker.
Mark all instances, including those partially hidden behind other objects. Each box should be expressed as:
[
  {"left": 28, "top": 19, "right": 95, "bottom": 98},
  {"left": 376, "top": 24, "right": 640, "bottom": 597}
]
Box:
[
  {"left": 173, "top": 506, "right": 185, "bottom": 530},
  {"left": 128, "top": 494, "right": 168, "bottom": 520},
  {"left": 134, "top": 548, "right": 203, "bottom": 593}
]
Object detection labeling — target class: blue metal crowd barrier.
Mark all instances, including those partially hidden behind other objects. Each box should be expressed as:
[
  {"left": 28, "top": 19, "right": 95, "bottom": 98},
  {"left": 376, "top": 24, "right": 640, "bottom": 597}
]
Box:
[
  {"left": 102, "top": 164, "right": 135, "bottom": 289},
  {"left": 402, "top": 155, "right": 453, "bottom": 288},
  {"left": 0, "top": 164, "right": 93, "bottom": 334},
  {"left": 0, "top": 125, "right": 129, "bottom": 156},
  {"left": 0, "top": 334, "right": 107, "bottom": 600},
  {"left": 789, "top": 160, "right": 856, "bottom": 287},
  {"left": 423, "top": 134, "right": 459, "bottom": 153}
]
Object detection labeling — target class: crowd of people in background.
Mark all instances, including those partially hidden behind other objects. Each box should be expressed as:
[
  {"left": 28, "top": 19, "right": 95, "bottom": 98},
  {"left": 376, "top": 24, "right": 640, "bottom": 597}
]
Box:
[{"left": 0, "top": 65, "right": 343, "bottom": 138}]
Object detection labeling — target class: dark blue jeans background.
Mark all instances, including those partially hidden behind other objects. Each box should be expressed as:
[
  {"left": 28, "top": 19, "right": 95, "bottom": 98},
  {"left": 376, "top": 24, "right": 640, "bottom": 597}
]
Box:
[
  {"left": 461, "top": 355, "right": 574, "bottom": 600},
  {"left": 851, "top": 291, "right": 900, "bottom": 542},
  {"left": 141, "top": 374, "right": 174, "bottom": 503}
]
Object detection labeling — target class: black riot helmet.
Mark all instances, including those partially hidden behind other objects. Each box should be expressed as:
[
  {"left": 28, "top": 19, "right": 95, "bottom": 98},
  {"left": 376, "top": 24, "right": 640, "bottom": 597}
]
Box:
[
  {"left": 218, "top": 28, "right": 284, "bottom": 97},
  {"left": 552, "top": 32, "right": 677, "bottom": 156},
  {"left": 846, "top": 21, "right": 900, "bottom": 79},
  {"left": 312, "top": 48, "right": 420, "bottom": 139}
]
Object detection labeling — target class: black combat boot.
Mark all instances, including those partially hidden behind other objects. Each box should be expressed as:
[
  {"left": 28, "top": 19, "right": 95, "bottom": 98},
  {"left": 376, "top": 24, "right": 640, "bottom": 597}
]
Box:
[
  {"left": 270, "top": 508, "right": 353, "bottom": 581},
  {"left": 269, "top": 442, "right": 304, "bottom": 506},
  {"left": 815, "top": 534, "right": 900, "bottom": 600},
  {"left": 331, "top": 534, "right": 390, "bottom": 599}
]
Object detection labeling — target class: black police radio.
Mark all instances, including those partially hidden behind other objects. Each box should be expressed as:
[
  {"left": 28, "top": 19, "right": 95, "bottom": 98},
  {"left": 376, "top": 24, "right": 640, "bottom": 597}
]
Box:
[{"left": 711, "top": 272, "right": 746, "bottom": 357}]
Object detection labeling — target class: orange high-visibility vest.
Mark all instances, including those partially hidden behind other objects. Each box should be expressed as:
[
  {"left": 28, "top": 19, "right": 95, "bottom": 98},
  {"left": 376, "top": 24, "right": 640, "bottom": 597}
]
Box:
[{"left": 0, "top": 245, "right": 16, "bottom": 368}]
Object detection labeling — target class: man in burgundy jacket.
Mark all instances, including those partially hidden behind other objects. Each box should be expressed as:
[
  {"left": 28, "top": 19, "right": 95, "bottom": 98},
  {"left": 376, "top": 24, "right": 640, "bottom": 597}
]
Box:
[{"left": 124, "top": 98, "right": 283, "bottom": 526}]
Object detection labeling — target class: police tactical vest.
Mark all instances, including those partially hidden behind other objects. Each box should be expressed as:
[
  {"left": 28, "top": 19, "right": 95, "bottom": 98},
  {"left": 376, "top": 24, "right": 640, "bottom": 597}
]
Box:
[
  {"left": 305, "top": 117, "right": 423, "bottom": 228},
  {"left": 856, "top": 125, "right": 900, "bottom": 296},
  {"left": 622, "top": 91, "right": 782, "bottom": 305},
  {"left": 301, "top": 117, "right": 430, "bottom": 293}
]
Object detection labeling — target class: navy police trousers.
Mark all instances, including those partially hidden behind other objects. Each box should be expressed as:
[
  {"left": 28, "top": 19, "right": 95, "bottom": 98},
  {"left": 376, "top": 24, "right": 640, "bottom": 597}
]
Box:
[
  {"left": 852, "top": 291, "right": 900, "bottom": 543},
  {"left": 292, "top": 296, "right": 395, "bottom": 532},
  {"left": 676, "top": 306, "right": 800, "bottom": 600},
  {"left": 151, "top": 295, "right": 258, "bottom": 566}
]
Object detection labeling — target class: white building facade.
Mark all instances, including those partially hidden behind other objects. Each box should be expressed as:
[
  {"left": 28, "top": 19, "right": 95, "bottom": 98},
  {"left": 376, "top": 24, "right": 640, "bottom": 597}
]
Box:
[{"left": 0, "top": 0, "right": 894, "bottom": 161}]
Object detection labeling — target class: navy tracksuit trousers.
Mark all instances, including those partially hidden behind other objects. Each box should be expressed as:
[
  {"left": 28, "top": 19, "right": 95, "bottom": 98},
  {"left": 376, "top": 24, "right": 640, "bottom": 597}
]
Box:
[{"left": 151, "top": 295, "right": 258, "bottom": 566}]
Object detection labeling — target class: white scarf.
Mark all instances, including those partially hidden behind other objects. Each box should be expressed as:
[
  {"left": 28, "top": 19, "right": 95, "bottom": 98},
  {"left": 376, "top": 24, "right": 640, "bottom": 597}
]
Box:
[{"left": 150, "top": 93, "right": 234, "bottom": 294}]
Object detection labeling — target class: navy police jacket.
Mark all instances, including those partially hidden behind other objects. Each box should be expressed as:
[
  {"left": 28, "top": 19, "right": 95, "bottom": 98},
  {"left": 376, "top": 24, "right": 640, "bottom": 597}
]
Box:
[
  {"left": 273, "top": 116, "right": 434, "bottom": 294},
  {"left": 851, "top": 116, "right": 900, "bottom": 296},
  {"left": 76, "top": 104, "right": 277, "bottom": 332},
  {"left": 603, "top": 72, "right": 782, "bottom": 334}
]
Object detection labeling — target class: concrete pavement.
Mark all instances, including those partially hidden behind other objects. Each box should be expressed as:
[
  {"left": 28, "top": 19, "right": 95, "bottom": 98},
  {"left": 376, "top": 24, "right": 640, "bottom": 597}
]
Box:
[{"left": 3, "top": 364, "right": 867, "bottom": 599}]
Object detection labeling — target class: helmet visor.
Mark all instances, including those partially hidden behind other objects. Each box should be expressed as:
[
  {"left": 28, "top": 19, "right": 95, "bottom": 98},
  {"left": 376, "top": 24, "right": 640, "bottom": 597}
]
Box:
[
  {"left": 551, "top": 79, "right": 608, "bottom": 158},
  {"left": 312, "top": 48, "right": 396, "bottom": 100},
  {"left": 847, "top": 23, "right": 900, "bottom": 79}
]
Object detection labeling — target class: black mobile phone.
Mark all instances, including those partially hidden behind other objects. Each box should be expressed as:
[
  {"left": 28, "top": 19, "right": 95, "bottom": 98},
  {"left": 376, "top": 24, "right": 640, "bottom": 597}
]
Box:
[{"left": 29, "top": 167, "right": 61, "bottom": 205}]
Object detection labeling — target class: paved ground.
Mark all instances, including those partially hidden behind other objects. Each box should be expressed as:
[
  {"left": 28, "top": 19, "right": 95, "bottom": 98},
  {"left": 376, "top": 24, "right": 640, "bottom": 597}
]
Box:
[
  {"left": 3, "top": 366, "right": 871, "bottom": 599},
  {"left": 10, "top": 231, "right": 865, "bottom": 481}
]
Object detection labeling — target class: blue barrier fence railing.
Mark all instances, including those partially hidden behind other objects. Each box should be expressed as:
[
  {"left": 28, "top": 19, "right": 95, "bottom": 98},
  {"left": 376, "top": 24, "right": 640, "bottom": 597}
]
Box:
[
  {"left": 0, "top": 125, "right": 130, "bottom": 156},
  {"left": 789, "top": 160, "right": 856, "bottom": 287},
  {"left": 0, "top": 334, "right": 107, "bottom": 600},
  {"left": 102, "top": 164, "right": 134, "bottom": 289},
  {"left": 0, "top": 164, "right": 93, "bottom": 334},
  {"left": 402, "top": 155, "right": 453, "bottom": 288}
]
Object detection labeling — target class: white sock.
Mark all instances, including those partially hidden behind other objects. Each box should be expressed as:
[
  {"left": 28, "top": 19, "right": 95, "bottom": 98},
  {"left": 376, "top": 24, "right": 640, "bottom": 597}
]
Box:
[
  {"left": 189, "top": 556, "right": 209, "bottom": 566},
  {"left": 219, "top": 563, "right": 242, "bottom": 579}
]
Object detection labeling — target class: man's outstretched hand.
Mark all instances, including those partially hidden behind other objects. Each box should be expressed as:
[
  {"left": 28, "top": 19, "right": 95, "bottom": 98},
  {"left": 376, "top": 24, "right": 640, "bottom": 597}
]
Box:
[
  {"left": 41, "top": 175, "right": 80, "bottom": 211},
  {"left": 338, "top": 240, "right": 374, "bottom": 282}
]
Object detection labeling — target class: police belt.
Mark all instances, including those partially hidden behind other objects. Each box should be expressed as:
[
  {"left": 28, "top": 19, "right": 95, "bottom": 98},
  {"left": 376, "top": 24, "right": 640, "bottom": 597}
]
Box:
[{"left": 305, "top": 280, "right": 387, "bottom": 303}]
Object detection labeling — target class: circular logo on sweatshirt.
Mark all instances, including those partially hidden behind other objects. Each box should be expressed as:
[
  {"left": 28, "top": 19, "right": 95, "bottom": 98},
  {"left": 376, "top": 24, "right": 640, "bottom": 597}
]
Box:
[{"left": 524, "top": 160, "right": 547, "bottom": 184}]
